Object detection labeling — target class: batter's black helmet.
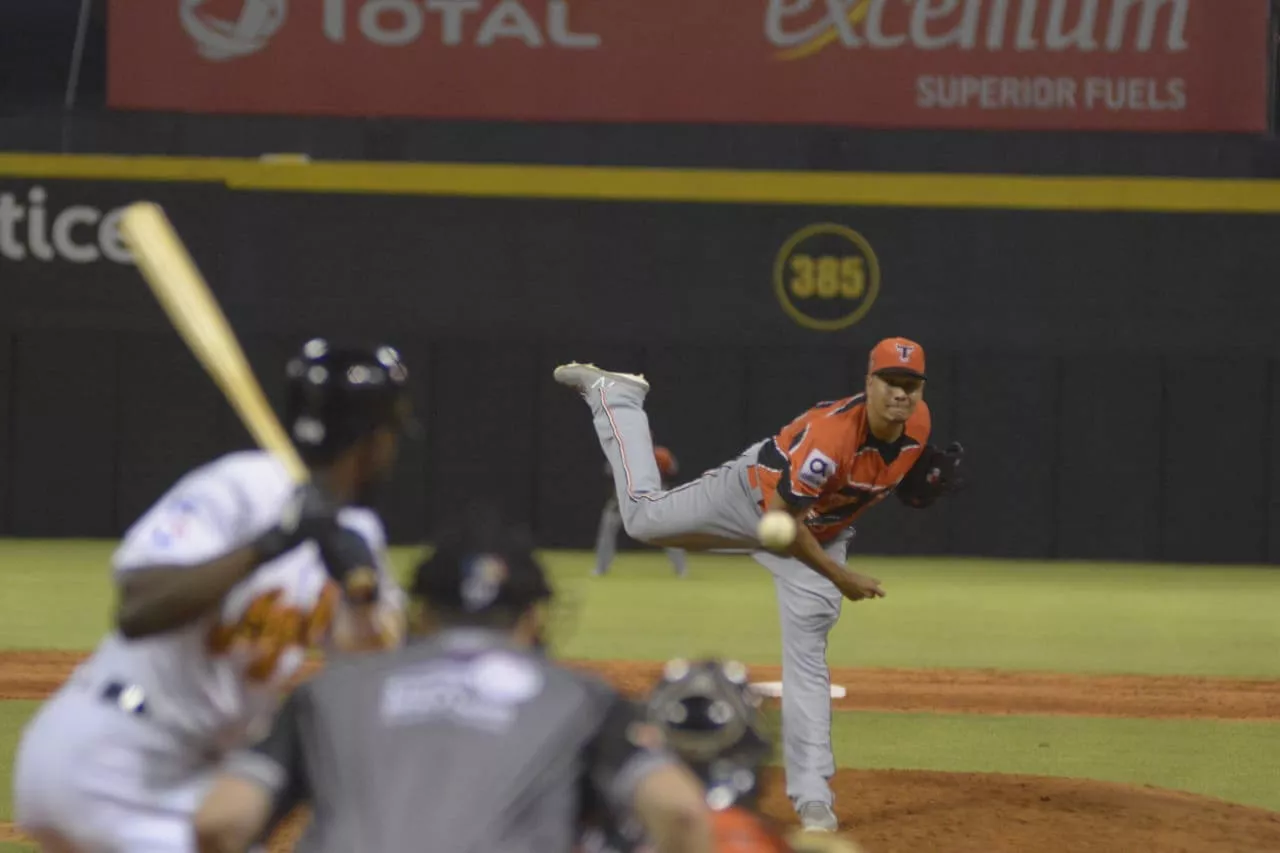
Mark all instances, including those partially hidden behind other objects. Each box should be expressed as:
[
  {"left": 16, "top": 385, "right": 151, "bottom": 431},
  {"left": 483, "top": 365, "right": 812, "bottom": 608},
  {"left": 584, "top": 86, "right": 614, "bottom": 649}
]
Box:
[
  {"left": 646, "top": 658, "right": 773, "bottom": 811},
  {"left": 284, "top": 338, "right": 413, "bottom": 465}
]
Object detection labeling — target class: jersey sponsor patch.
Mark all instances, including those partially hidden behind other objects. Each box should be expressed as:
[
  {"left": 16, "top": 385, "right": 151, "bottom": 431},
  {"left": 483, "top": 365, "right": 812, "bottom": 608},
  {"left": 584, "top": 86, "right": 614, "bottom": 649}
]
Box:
[{"left": 796, "top": 448, "right": 837, "bottom": 490}]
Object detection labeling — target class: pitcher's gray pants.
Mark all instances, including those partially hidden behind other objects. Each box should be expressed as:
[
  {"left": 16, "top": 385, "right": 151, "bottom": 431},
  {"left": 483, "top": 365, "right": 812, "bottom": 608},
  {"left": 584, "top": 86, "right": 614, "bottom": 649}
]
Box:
[
  {"left": 753, "top": 533, "right": 851, "bottom": 807},
  {"left": 594, "top": 496, "right": 688, "bottom": 576},
  {"left": 583, "top": 378, "right": 846, "bottom": 808}
]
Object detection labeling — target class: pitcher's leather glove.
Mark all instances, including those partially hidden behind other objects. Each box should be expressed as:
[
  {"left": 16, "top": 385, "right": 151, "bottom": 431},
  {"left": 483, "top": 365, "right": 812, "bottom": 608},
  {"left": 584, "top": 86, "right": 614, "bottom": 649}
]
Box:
[{"left": 897, "top": 441, "right": 966, "bottom": 509}]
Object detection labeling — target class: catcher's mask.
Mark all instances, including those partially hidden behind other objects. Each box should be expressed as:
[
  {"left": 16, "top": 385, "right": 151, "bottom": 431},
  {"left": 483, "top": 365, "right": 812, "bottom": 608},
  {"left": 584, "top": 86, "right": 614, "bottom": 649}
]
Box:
[{"left": 646, "top": 658, "right": 772, "bottom": 811}]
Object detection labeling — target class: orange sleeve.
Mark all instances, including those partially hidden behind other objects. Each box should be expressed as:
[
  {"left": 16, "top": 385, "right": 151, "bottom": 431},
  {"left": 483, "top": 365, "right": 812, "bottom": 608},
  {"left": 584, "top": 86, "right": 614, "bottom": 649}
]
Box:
[{"left": 772, "top": 416, "right": 845, "bottom": 509}]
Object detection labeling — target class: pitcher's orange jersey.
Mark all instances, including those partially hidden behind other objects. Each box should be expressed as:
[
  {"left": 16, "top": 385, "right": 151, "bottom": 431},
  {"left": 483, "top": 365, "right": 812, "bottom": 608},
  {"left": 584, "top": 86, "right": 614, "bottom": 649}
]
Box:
[{"left": 752, "top": 394, "right": 931, "bottom": 542}]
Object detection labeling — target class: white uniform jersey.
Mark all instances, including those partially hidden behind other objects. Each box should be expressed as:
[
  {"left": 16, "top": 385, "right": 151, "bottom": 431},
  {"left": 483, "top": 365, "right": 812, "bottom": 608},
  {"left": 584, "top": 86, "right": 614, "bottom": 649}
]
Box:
[{"left": 79, "top": 449, "right": 405, "bottom": 754}]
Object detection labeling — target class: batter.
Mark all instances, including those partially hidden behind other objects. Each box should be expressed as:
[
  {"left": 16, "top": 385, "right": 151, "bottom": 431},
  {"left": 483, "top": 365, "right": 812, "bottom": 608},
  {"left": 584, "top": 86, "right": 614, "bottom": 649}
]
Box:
[{"left": 12, "top": 340, "right": 413, "bottom": 853}]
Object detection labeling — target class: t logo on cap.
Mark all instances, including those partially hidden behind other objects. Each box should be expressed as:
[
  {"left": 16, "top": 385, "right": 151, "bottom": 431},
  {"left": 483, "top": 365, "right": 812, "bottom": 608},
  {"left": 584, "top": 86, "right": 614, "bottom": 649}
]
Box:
[{"left": 868, "top": 336, "right": 927, "bottom": 381}]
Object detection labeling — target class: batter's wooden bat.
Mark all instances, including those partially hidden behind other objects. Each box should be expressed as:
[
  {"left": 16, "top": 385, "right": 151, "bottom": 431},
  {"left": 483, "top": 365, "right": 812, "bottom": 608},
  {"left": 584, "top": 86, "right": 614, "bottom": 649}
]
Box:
[{"left": 118, "top": 201, "right": 377, "bottom": 601}]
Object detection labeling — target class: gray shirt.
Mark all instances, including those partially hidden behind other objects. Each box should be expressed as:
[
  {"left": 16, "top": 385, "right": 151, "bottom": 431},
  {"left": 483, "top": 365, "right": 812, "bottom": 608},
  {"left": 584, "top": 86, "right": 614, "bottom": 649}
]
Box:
[{"left": 225, "top": 629, "right": 673, "bottom": 853}]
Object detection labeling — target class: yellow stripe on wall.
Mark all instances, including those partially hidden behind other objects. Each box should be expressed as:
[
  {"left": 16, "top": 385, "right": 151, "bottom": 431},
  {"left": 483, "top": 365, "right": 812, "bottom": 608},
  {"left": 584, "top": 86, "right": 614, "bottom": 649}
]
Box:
[{"left": 1, "top": 153, "right": 1279, "bottom": 214}]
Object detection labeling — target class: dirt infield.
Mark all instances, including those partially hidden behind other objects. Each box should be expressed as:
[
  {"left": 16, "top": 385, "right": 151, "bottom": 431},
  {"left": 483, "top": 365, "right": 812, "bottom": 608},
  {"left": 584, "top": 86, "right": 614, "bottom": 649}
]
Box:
[
  {"left": 4, "top": 651, "right": 1279, "bottom": 719},
  {"left": 588, "top": 660, "right": 1280, "bottom": 721},
  {"left": 2, "top": 651, "right": 1278, "bottom": 852}
]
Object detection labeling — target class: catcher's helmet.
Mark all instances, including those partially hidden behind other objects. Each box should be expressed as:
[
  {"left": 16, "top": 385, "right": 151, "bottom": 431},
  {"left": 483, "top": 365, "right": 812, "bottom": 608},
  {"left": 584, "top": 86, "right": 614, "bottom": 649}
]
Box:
[
  {"left": 284, "top": 338, "right": 412, "bottom": 465},
  {"left": 646, "top": 658, "right": 772, "bottom": 811}
]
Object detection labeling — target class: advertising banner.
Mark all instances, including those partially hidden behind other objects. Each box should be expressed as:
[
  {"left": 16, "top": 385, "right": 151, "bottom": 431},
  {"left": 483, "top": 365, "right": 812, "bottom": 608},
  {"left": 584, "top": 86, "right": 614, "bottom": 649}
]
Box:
[
  {"left": 0, "top": 179, "right": 226, "bottom": 331},
  {"left": 108, "top": 0, "right": 1270, "bottom": 132}
]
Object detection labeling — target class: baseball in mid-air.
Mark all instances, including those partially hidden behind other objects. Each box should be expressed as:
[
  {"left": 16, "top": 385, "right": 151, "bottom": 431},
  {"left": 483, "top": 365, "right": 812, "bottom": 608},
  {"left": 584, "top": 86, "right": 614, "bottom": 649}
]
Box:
[{"left": 757, "top": 510, "right": 797, "bottom": 550}]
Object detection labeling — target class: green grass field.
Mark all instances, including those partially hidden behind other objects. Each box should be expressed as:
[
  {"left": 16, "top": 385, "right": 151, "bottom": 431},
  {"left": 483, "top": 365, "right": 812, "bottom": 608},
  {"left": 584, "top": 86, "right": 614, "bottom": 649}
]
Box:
[{"left": 1, "top": 540, "right": 1278, "bottom": 850}]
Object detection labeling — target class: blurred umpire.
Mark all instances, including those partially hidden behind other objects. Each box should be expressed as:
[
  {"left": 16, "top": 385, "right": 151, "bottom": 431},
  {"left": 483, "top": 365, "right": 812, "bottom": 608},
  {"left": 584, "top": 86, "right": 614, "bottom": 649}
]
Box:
[
  {"left": 579, "top": 660, "right": 864, "bottom": 853},
  {"left": 193, "top": 510, "right": 713, "bottom": 853}
]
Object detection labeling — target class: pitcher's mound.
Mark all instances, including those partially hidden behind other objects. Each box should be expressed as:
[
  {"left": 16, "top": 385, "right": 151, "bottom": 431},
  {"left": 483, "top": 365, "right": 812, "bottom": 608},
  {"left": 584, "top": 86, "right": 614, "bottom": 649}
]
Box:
[
  {"left": 756, "top": 769, "right": 1280, "bottom": 853},
  {"left": 254, "top": 768, "right": 1280, "bottom": 853}
]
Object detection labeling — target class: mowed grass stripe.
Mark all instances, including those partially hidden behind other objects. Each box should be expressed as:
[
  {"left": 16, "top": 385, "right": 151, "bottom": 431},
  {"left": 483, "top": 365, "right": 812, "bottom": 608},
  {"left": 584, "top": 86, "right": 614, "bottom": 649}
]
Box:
[
  {"left": 2, "top": 541, "right": 1278, "bottom": 677},
  {"left": 824, "top": 710, "right": 1280, "bottom": 812}
]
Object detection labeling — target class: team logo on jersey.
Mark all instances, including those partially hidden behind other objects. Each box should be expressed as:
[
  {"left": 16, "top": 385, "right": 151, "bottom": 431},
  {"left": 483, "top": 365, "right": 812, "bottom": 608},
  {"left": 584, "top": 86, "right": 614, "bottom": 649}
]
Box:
[
  {"left": 150, "top": 497, "right": 204, "bottom": 548},
  {"left": 180, "top": 0, "right": 287, "bottom": 61},
  {"left": 797, "top": 448, "right": 837, "bottom": 490},
  {"left": 773, "top": 223, "right": 880, "bottom": 332}
]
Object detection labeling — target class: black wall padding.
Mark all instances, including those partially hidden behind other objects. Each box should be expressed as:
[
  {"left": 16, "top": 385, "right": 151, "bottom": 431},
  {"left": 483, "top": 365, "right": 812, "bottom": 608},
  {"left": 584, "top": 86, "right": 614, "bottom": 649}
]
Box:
[{"left": 9, "top": 332, "right": 119, "bottom": 537}]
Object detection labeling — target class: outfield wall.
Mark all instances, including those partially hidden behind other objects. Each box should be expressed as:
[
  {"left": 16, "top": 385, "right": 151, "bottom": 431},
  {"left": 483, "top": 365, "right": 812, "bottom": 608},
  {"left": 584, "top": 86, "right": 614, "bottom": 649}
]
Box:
[{"left": 2, "top": 156, "right": 1278, "bottom": 563}]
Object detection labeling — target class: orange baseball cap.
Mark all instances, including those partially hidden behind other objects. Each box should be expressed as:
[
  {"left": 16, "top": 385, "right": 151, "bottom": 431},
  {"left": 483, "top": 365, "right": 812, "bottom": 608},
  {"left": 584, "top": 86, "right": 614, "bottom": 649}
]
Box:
[{"left": 868, "top": 337, "right": 927, "bottom": 380}]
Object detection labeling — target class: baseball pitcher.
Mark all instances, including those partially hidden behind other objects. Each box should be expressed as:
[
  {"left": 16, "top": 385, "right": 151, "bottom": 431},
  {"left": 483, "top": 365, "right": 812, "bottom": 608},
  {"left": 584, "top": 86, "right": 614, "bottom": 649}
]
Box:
[
  {"left": 553, "top": 337, "right": 964, "bottom": 832},
  {"left": 12, "top": 340, "right": 414, "bottom": 853}
]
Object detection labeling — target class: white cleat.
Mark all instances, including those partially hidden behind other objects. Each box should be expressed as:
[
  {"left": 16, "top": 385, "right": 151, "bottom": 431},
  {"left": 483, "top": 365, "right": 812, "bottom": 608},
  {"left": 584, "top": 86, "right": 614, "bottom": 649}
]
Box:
[
  {"left": 552, "top": 362, "right": 650, "bottom": 395},
  {"left": 797, "top": 802, "right": 839, "bottom": 833}
]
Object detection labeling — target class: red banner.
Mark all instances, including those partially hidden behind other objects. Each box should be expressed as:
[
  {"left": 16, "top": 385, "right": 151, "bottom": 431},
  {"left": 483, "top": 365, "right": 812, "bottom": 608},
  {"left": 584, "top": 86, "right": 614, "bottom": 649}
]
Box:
[{"left": 109, "top": 1, "right": 1270, "bottom": 131}]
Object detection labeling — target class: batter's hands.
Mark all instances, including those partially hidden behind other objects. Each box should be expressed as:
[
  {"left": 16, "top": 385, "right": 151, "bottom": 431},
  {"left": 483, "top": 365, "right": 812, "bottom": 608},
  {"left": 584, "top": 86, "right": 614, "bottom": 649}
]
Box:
[
  {"left": 832, "top": 567, "right": 885, "bottom": 602},
  {"left": 316, "top": 526, "right": 381, "bottom": 604},
  {"left": 253, "top": 483, "right": 340, "bottom": 563}
]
